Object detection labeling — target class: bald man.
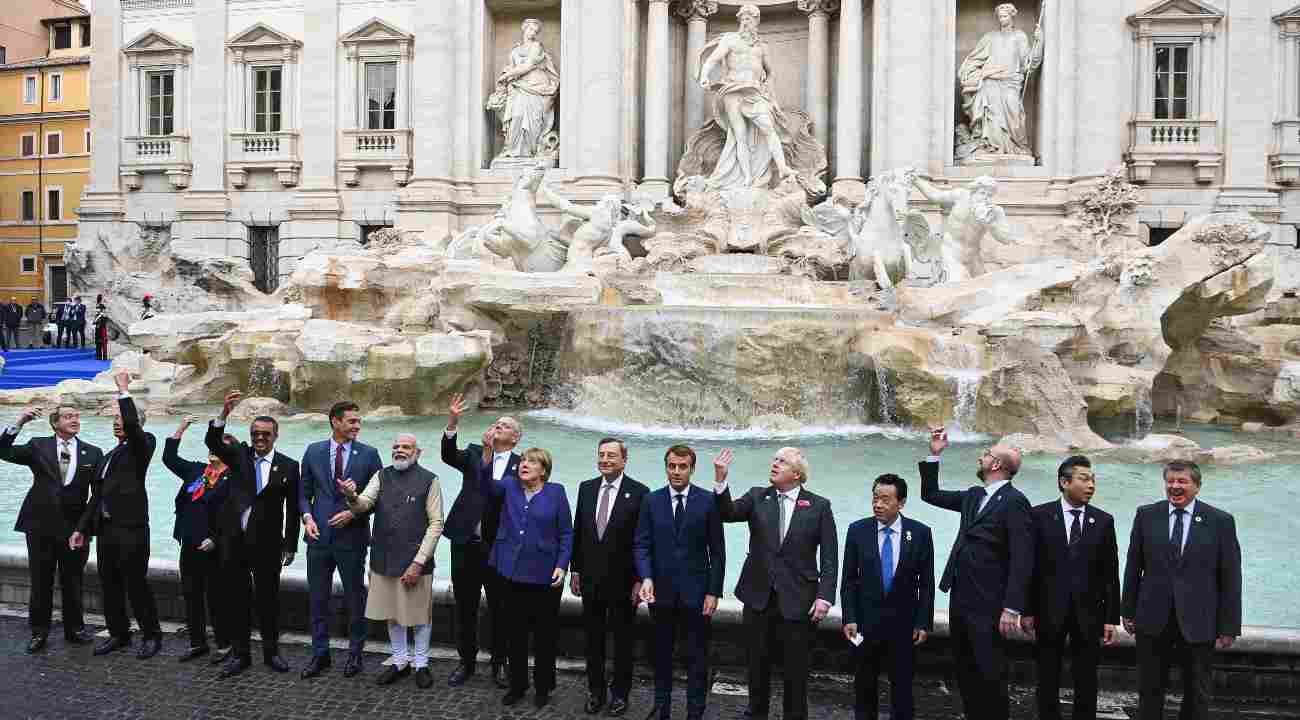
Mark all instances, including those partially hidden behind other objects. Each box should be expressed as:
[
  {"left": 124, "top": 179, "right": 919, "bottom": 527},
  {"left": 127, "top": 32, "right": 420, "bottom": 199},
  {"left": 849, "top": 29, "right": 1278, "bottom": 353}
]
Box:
[
  {"left": 920, "top": 429, "right": 1033, "bottom": 720},
  {"left": 342, "top": 434, "right": 445, "bottom": 689}
]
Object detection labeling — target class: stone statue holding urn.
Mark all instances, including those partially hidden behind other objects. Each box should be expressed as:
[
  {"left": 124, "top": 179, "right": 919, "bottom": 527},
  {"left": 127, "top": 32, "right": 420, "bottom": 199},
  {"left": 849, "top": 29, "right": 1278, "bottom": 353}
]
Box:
[
  {"left": 486, "top": 18, "right": 560, "bottom": 168},
  {"left": 955, "top": 3, "right": 1043, "bottom": 164}
]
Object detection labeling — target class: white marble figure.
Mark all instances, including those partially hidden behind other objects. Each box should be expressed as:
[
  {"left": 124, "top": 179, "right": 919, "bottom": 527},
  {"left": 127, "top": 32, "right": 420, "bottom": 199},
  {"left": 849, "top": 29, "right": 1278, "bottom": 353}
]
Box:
[
  {"left": 447, "top": 162, "right": 569, "bottom": 272},
  {"left": 955, "top": 3, "right": 1043, "bottom": 163},
  {"left": 541, "top": 187, "right": 657, "bottom": 273},
  {"left": 847, "top": 168, "right": 933, "bottom": 289},
  {"left": 486, "top": 19, "right": 560, "bottom": 162},
  {"left": 675, "top": 4, "right": 825, "bottom": 194},
  {"left": 909, "top": 174, "right": 1016, "bottom": 281}
]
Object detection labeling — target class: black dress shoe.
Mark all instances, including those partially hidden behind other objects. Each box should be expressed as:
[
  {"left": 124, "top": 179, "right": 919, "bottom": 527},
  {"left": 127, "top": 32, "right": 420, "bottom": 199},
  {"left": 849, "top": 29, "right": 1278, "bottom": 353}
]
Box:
[
  {"left": 376, "top": 664, "right": 411, "bottom": 686},
  {"left": 65, "top": 628, "right": 94, "bottom": 645},
  {"left": 607, "top": 696, "right": 630, "bottom": 716},
  {"left": 342, "top": 654, "right": 363, "bottom": 678},
  {"left": 210, "top": 645, "right": 232, "bottom": 665},
  {"left": 534, "top": 691, "right": 551, "bottom": 709},
  {"left": 264, "top": 656, "right": 290, "bottom": 673},
  {"left": 137, "top": 636, "right": 162, "bottom": 660},
  {"left": 26, "top": 634, "right": 47, "bottom": 654},
  {"left": 219, "top": 655, "right": 252, "bottom": 679},
  {"left": 586, "top": 692, "right": 606, "bottom": 714},
  {"left": 501, "top": 689, "right": 526, "bottom": 706},
  {"left": 447, "top": 662, "right": 474, "bottom": 686},
  {"left": 415, "top": 667, "right": 433, "bottom": 689},
  {"left": 178, "top": 646, "right": 209, "bottom": 662},
  {"left": 94, "top": 636, "right": 130, "bottom": 656},
  {"left": 644, "top": 704, "right": 669, "bottom": 720},
  {"left": 491, "top": 662, "right": 510, "bottom": 689},
  {"left": 301, "top": 655, "right": 331, "bottom": 678}
]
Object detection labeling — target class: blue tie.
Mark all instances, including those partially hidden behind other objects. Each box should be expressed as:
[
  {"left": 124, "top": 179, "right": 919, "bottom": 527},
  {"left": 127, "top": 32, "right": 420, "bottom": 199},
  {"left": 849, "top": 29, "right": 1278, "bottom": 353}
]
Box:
[{"left": 881, "top": 527, "right": 895, "bottom": 594}]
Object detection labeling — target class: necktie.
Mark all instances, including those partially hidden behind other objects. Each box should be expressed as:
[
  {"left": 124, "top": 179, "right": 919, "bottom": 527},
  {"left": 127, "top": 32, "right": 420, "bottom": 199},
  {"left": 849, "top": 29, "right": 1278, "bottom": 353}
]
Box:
[
  {"left": 596, "top": 482, "right": 614, "bottom": 539},
  {"left": 1170, "top": 508, "right": 1186, "bottom": 559},
  {"left": 778, "top": 494, "right": 790, "bottom": 545},
  {"left": 59, "top": 441, "right": 71, "bottom": 484},
  {"left": 256, "top": 458, "right": 267, "bottom": 495},
  {"left": 880, "top": 527, "right": 894, "bottom": 594},
  {"left": 975, "top": 487, "right": 989, "bottom": 515},
  {"left": 334, "top": 444, "right": 345, "bottom": 483},
  {"left": 673, "top": 493, "right": 685, "bottom": 535},
  {"left": 1069, "top": 509, "right": 1082, "bottom": 548}
]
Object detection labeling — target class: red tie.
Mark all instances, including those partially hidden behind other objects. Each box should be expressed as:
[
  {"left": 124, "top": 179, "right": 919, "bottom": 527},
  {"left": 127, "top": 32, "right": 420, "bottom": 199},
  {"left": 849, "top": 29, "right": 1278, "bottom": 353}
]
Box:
[{"left": 334, "top": 444, "right": 344, "bottom": 483}]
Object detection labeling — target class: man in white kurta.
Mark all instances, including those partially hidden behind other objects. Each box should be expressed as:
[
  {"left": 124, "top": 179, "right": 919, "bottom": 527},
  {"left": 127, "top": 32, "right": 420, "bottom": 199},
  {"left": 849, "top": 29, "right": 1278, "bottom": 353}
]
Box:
[
  {"left": 342, "top": 434, "right": 444, "bottom": 688},
  {"left": 956, "top": 3, "right": 1043, "bottom": 161}
]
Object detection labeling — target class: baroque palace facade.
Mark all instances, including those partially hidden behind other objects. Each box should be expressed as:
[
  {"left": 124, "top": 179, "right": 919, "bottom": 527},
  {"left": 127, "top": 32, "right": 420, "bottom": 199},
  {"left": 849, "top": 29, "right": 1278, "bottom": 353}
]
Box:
[{"left": 78, "top": 0, "right": 1300, "bottom": 293}]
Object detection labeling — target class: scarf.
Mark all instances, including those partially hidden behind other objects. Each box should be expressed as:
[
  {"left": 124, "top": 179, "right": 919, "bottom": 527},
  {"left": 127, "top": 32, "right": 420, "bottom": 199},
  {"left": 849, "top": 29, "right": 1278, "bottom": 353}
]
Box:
[{"left": 187, "top": 465, "right": 225, "bottom": 500}]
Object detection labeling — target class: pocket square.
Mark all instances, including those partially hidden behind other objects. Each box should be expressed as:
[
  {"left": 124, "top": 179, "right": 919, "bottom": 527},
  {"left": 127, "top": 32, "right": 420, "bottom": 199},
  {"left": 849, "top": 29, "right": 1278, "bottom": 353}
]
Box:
[{"left": 796, "top": 499, "right": 811, "bottom": 508}]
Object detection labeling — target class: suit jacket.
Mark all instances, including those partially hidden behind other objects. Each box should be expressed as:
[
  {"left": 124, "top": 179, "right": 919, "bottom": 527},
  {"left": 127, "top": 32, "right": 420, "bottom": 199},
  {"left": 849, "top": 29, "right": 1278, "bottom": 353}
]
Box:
[
  {"left": 163, "top": 437, "right": 231, "bottom": 547},
  {"left": 1026, "top": 501, "right": 1121, "bottom": 639},
  {"left": 841, "top": 516, "right": 935, "bottom": 638},
  {"left": 3, "top": 303, "right": 22, "bottom": 328},
  {"left": 717, "top": 485, "right": 838, "bottom": 620},
  {"left": 78, "top": 396, "right": 156, "bottom": 533},
  {"left": 206, "top": 422, "right": 300, "bottom": 555},
  {"left": 572, "top": 474, "right": 650, "bottom": 590},
  {"left": 70, "top": 303, "right": 86, "bottom": 327},
  {"left": 441, "top": 433, "right": 517, "bottom": 546},
  {"left": 919, "top": 460, "right": 1033, "bottom": 617},
  {"left": 477, "top": 457, "right": 573, "bottom": 585},
  {"left": 633, "top": 484, "right": 725, "bottom": 610},
  {"left": 297, "top": 438, "right": 383, "bottom": 549},
  {"left": 1121, "top": 500, "right": 1242, "bottom": 644},
  {"left": 0, "top": 429, "right": 102, "bottom": 538}
]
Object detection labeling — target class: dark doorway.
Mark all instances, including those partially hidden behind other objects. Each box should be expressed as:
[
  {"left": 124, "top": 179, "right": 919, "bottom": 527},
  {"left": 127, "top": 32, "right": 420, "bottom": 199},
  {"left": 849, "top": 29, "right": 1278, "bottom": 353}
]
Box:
[
  {"left": 248, "top": 226, "right": 280, "bottom": 294},
  {"left": 359, "top": 224, "right": 390, "bottom": 245},
  {"left": 48, "top": 266, "right": 68, "bottom": 304},
  {"left": 1147, "top": 226, "right": 1179, "bottom": 246}
]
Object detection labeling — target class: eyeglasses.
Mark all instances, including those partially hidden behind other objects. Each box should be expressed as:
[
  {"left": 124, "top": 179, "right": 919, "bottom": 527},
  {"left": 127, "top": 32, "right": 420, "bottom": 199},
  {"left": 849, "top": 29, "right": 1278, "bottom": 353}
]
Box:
[{"left": 250, "top": 431, "right": 274, "bottom": 438}]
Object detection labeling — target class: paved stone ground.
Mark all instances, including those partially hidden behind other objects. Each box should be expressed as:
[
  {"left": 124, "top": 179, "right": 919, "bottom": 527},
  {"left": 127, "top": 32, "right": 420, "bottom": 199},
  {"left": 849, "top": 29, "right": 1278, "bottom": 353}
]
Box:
[{"left": 0, "top": 610, "right": 1294, "bottom": 720}]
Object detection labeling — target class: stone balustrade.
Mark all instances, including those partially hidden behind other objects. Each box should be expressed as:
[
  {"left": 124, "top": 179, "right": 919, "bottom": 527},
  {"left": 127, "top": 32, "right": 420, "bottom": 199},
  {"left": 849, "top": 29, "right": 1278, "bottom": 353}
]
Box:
[
  {"left": 225, "top": 131, "right": 301, "bottom": 188},
  {"left": 338, "top": 128, "right": 413, "bottom": 186},
  {"left": 119, "top": 135, "right": 192, "bottom": 190},
  {"left": 1125, "top": 118, "right": 1222, "bottom": 184},
  {"left": 1270, "top": 119, "right": 1300, "bottom": 184}
]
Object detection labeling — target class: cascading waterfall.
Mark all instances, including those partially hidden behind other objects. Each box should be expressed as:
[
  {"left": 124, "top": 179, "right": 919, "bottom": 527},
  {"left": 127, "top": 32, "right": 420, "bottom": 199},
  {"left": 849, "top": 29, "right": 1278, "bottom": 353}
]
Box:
[
  {"left": 1134, "top": 382, "right": 1154, "bottom": 439},
  {"left": 949, "top": 370, "right": 983, "bottom": 433},
  {"left": 874, "top": 364, "right": 898, "bottom": 424}
]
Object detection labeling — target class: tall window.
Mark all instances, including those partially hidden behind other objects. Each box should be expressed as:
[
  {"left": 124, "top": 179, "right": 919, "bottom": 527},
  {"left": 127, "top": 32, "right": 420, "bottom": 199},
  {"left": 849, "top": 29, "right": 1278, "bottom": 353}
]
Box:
[
  {"left": 49, "top": 73, "right": 62, "bottom": 102},
  {"left": 1154, "top": 44, "right": 1191, "bottom": 120},
  {"left": 80, "top": 22, "right": 90, "bottom": 48},
  {"left": 1, "top": 47, "right": 7, "bottom": 64},
  {"left": 253, "top": 67, "right": 282, "bottom": 133},
  {"left": 364, "top": 62, "right": 397, "bottom": 130},
  {"left": 23, "top": 75, "right": 36, "bottom": 104},
  {"left": 248, "top": 226, "right": 280, "bottom": 293},
  {"left": 20, "top": 191, "right": 35, "bottom": 222},
  {"left": 84, "top": 129, "right": 91, "bottom": 153},
  {"left": 146, "top": 71, "right": 174, "bottom": 135},
  {"left": 46, "top": 188, "right": 61, "bottom": 221},
  {"left": 46, "top": 132, "right": 61, "bottom": 156},
  {"left": 19, "top": 135, "right": 34, "bottom": 158},
  {"left": 53, "top": 24, "right": 71, "bottom": 50}
]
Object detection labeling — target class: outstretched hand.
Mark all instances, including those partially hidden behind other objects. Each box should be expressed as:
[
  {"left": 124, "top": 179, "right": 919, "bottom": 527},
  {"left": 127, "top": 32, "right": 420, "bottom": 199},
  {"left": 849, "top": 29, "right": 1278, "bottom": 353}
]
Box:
[
  {"left": 447, "top": 393, "right": 466, "bottom": 432},
  {"left": 221, "top": 390, "right": 243, "bottom": 420},
  {"left": 713, "top": 449, "right": 733, "bottom": 485},
  {"left": 929, "top": 427, "right": 949, "bottom": 456}
]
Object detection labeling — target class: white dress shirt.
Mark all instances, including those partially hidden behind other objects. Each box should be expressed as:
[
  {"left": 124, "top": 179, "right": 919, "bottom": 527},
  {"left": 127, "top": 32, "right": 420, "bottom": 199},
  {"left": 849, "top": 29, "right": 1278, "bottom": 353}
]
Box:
[
  {"left": 776, "top": 485, "right": 801, "bottom": 543},
  {"left": 1168, "top": 499, "right": 1196, "bottom": 552},
  {"left": 329, "top": 439, "right": 353, "bottom": 478},
  {"left": 877, "top": 515, "right": 903, "bottom": 577},
  {"left": 596, "top": 474, "right": 623, "bottom": 525},
  {"left": 55, "top": 436, "right": 78, "bottom": 486},
  {"left": 978, "top": 479, "right": 1010, "bottom": 513},
  {"left": 492, "top": 449, "right": 511, "bottom": 481},
  {"left": 242, "top": 452, "right": 274, "bottom": 531},
  {"left": 671, "top": 484, "right": 692, "bottom": 515},
  {"left": 1061, "top": 498, "right": 1086, "bottom": 541}
]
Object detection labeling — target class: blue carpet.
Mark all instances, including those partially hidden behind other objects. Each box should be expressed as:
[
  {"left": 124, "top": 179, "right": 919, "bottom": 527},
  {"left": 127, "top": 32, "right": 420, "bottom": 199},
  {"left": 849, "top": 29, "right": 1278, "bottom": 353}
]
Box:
[{"left": 0, "top": 348, "right": 112, "bottom": 389}]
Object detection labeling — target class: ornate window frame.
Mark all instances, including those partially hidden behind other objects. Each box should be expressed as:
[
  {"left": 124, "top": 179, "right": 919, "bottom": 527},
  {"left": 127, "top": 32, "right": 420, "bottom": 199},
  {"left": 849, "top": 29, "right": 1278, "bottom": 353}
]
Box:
[
  {"left": 337, "top": 17, "right": 413, "bottom": 187},
  {"left": 121, "top": 29, "right": 193, "bottom": 190},
  {"left": 1271, "top": 5, "right": 1300, "bottom": 184},
  {"left": 225, "top": 23, "right": 303, "bottom": 188}
]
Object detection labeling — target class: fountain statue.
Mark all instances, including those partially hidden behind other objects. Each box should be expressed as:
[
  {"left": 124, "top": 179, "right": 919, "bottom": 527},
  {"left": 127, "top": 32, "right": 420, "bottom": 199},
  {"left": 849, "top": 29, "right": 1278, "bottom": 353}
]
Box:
[
  {"left": 955, "top": 2, "right": 1043, "bottom": 165},
  {"left": 486, "top": 18, "right": 561, "bottom": 169},
  {"left": 539, "top": 185, "right": 658, "bottom": 274},
  {"left": 845, "top": 167, "right": 935, "bottom": 288},
  {"left": 910, "top": 174, "right": 1016, "bottom": 281}
]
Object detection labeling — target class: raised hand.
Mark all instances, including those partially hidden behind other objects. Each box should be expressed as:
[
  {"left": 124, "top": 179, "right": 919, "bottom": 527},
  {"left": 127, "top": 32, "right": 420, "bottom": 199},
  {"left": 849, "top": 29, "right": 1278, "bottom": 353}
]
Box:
[
  {"left": 220, "top": 390, "right": 243, "bottom": 420},
  {"left": 113, "top": 370, "right": 131, "bottom": 392},
  {"left": 447, "top": 393, "right": 466, "bottom": 432},
  {"left": 929, "top": 426, "right": 949, "bottom": 456},
  {"left": 16, "top": 406, "right": 43, "bottom": 427},
  {"left": 713, "top": 448, "right": 733, "bottom": 485}
]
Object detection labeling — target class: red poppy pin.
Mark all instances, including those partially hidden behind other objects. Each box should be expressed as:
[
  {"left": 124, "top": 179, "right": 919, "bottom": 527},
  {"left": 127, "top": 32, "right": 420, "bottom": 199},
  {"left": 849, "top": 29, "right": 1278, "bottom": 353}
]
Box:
[{"left": 796, "top": 499, "right": 811, "bottom": 508}]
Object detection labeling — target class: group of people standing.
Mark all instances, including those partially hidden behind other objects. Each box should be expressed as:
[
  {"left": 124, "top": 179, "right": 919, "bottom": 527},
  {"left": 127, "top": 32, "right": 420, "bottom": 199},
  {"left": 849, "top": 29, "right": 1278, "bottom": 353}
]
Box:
[
  {"left": 0, "top": 294, "right": 109, "bottom": 353},
  {"left": 1, "top": 388, "right": 1243, "bottom": 720}
]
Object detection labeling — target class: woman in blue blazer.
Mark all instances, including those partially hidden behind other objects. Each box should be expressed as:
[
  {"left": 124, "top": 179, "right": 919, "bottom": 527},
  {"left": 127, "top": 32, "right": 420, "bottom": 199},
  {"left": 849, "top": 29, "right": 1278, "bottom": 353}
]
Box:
[
  {"left": 163, "top": 416, "right": 231, "bottom": 662},
  {"left": 477, "top": 431, "right": 573, "bottom": 709}
]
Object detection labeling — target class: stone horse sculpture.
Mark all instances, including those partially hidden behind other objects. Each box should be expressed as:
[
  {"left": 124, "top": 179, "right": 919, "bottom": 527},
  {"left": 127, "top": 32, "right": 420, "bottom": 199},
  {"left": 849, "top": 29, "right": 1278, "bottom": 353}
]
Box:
[
  {"left": 446, "top": 161, "right": 569, "bottom": 272},
  {"left": 848, "top": 167, "right": 935, "bottom": 288}
]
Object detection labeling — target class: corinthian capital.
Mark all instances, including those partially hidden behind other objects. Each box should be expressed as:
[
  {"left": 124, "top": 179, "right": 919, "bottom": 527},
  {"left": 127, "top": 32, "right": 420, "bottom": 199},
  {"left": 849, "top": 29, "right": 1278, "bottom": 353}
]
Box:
[
  {"left": 674, "top": 0, "right": 718, "bottom": 22},
  {"left": 796, "top": 0, "right": 840, "bottom": 16}
]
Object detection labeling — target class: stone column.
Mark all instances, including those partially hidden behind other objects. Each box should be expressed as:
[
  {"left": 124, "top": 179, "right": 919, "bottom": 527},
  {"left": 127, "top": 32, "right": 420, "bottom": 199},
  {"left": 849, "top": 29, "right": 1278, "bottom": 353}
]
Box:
[
  {"left": 641, "top": 0, "right": 672, "bottom": 197},
  {"left": 81, "top": 0, "right": 124, "bottom": 220},
  {"left": 175, "top": 0, "right": 230, "bottom": 254},
  {"left": 572, "top": 0, "right": 625, "bottom": 189},
  {"left": 1218, "top": 4, "right": 1277, "bottom": 215},
  {"left": 126, "top": 63, "right": 140, "bottom": 138},
  {"left": 833, "top": 0, "right": 864, "bottom": 198},
  {"left": 798, "top": 1, "right": 836, "bottom": 150},
  {"left": 678, "top": 1, "right": 717, "bottom": 139}
]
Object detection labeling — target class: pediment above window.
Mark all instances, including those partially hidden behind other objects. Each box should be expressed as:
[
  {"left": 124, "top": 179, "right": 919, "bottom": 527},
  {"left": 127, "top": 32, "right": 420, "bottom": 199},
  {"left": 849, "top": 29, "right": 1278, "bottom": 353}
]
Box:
[
  {"left": 1128, "top": 0, "right": 1223, "bottom": 34},
  {"left": 341, "top": 18, "right": 412, "bottom": 46},
  {"left": 227, "top": 22, "right": 302, "bottom": 62},
  {"left": 123, "top": 29, "right": 192, "bottom": 65}
]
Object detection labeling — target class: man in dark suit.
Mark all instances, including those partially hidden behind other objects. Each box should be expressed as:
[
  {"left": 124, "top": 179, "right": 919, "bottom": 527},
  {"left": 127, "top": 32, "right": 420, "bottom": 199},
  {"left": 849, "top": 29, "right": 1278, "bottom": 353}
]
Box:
[
  {"left": 69, "top": 296, "right": 87, "bottom": 348},
  {"left": 841, "top": 473, "right": 934, "bottom": 720},
  {"left": 920, "top": 427, "right": 1032, "bottom": 720},
  {"left": 441, "top": 393, "right": 518, "bottom": 688},
  {"left": 634, "top": 445, "right": 725, "bottom": 720},
  {"left": 1021, "top": 456, "right": 1120, "bottom": 720},
  {"left": 52, "top": 301, "right": 66, "bottom": 348},
  {"left": 71, "top": 371, "right": 163, "bottom": 659},
  {"left": 0, "top": 404, "right": 103, "bottom": 652},
  {"left": 571, "top": 437, "right": 650, "bottom": 716},
  {"left": 207, "top": 390, "right": 301, "bottom": 678},
  {"left": 297, "top": 400, "right": 384, "bottom": 679},
  {"left": 1122, "top": 460, "right": 1241, "bottom": 720},
  {"left": 712, "top": 446, "right": 837, "bottom": 720},
  {"left": 3, "top": 296, "right": 23, "bottom": 348}
]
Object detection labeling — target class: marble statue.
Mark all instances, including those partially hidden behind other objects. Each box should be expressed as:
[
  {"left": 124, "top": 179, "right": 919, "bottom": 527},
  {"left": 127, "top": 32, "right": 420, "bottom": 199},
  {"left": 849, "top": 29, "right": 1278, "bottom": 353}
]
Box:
[
  {"left": 486, "top": 18, "right": 560, "bottom": 166},
  {"left": 955, "top": 3, "right": 1043, "bottom": 164},
  {"left": 674, "top": 4, "right": 826, "bottom": 194},
  {"left": 910, "top": 174, "right": 1015, "bottom": 281},
  {"left": 846, "top": 168, "right": 934, "bottom": 288},
  {"left": 540, "top": 186, "right": 657, "bottom": 273},
  {"left": 448, "top": 162, "right": 569, "bottom": 272}
]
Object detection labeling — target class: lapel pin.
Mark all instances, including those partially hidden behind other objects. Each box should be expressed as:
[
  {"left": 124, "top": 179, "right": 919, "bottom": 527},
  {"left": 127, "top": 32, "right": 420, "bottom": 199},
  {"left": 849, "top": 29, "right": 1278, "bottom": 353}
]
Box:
[
  {"left": 272, "top": 466, "right": 278, "bottom": 472},
  {"left": 905, "top": 530, "right": 912, "bottom": 542},
  {"left": 797, "top": 499, "right": 811, "bottom": 508},
  {"left": 1195, "top": 516, "right": 1203, "bottom": 523},
  {"left": 1088, "top": 517, "right": 1095, "bottom": 524},
  {"left": 624, "top": 493, "right": 630, "bottom": 499}
]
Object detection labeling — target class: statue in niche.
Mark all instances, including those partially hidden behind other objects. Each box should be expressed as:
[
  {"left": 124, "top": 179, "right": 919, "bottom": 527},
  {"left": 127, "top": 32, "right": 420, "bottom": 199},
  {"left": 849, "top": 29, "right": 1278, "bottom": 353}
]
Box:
[
  {"left": 955, "top": 3, "right": 1043, "bottom": 164},
  {"left": 486, "top": 18, "right": 560, "bottom": 167},
  {"left": 910, "top": 174, "right": 1016, "bottom": 281},
  {"left": 674, "top": 4, "right": 826, "bottom": 195}
]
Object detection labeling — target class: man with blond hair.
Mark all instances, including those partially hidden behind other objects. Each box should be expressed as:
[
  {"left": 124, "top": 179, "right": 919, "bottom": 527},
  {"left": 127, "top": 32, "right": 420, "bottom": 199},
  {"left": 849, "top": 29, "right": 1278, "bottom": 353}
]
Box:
[
  {"left": 712, "top": 446, "right": 838, "bottom": 720},
  {"left": 921, "top": 429, "right": 1032, "bottom": 720}
]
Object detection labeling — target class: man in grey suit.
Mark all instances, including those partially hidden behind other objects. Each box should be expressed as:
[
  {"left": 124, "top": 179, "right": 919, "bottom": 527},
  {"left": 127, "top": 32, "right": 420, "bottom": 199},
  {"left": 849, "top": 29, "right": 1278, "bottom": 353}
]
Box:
[{"left": 1122, "top": 460, "right": 1241, "bottom": 720}]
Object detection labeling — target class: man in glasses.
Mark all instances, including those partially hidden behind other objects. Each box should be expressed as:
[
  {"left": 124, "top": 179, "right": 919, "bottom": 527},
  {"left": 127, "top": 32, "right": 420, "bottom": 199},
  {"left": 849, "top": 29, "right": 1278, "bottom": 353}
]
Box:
[{"left": 207, "top": 390, "right": 301, "bottom": 677}]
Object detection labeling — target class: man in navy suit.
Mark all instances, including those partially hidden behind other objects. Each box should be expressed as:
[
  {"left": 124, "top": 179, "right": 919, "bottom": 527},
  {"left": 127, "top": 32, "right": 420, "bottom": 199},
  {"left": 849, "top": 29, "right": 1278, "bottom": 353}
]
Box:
[
  {"left": 920, "top": 427, "right": 1032, "bottom": 720},
  {"left": 634, "top": 445, "right": 725, "bottom": 720},
  {"left": 1021, "top": 456, "right": 1120, "bottom": 720},
  {"left": 841, "top": 473, "right": 934, "bottom": 720},
  {"left": 297, "top": 400, "right": 384, "bottom": 679},
  {"left": 1122, "top": 461, "right": 1241, "bottom": 720}
]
